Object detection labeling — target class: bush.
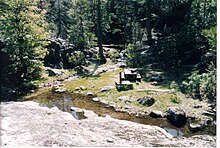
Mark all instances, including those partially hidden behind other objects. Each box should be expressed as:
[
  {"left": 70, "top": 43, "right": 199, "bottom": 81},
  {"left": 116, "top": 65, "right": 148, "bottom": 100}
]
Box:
[
  {"left": 106, "top": 49, "right": 120, "bottom": 63},
  {"left": 125, "top": 42, "right": 142, "bottom": 68},
  {"left": 116, "top": 84, "right": 133, "bottom": 91},
  {"left": 170, "top": 81, "right": 180, "bottom": 90},
  {"left": 181, "top": 64, "right": 216, "bottom": 102},
  {"left": 170, "top": 93, "right": 181, "bottom": 104},
  {"left": 68, "top": 51, "right": 86, "bottom": 66}
]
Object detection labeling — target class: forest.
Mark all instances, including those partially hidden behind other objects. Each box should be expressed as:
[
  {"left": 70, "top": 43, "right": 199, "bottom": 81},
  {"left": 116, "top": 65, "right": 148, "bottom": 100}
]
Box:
[{"left": 0, "top": 0, "right": 216, "bottom": 103}]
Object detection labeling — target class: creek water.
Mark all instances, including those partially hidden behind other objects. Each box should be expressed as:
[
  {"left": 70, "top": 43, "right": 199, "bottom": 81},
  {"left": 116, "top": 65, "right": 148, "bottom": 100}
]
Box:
[{"left": 22, "top": 91, "right": 216, "bottom": 138}]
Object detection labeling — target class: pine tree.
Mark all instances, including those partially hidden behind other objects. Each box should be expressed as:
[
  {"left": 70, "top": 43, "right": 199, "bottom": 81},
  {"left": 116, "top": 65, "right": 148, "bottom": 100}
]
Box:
[{"left": 0, "top": 0, "right": 49, "bottom": 86}]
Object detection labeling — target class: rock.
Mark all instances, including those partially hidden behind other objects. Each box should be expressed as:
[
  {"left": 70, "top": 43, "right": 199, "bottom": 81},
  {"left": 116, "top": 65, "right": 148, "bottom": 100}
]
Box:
[
  {"left": 52, "top": 85, "right": 59, "bottom": 90},
  {"left": 70, "top": 107, "right": 86, "bottom": 120},
  {"left": 202, "top": 111, "right": 216, "bottom": 116},
  {"left": 191, "top": 116, "right": 214, "bottom": 129},
  {"left": 137, "top": 97, "right": 155, "bottom": 106},
  {"left": 45, "top": 38, "right": 76, "bottom": 69},
  {"left": 149, "top": 110, "right": 164, "bottom": 118},
  {"left": 47, "top": 68, "right": 64, "bottom": 76},
  {"left": 43, "top": 83, "right": 52, "bottom": 87},
  {"left": 0, "top": 101, "right": 216, "bottom": 147},
  {"left": 54, "top": 88, "right": 66, "bottom": 93},
  {"left": 57, "top": 77, "right": 65, "bottom": 81},
  {"left": 166, "top": 107, "right": 187, "bottom": 127},
  {"left": 193, "top": 105, "right": 203, "bottom": 108},
  {"left": 86, "top": 92, "right": 94, "bottom": 96},
  {"left": 192, "top": 135, "right": 216, "bottom": 142},
  {"left": 80, "top": 86, "right": 86, "bottom": 90},
  {"left": 124, "top": 105, "right": 131, "bottom": 109},
  {"left": 100, "top": 86, "right": 114, "bottom": 92},
  {"left": 75, "top": 87, "right": 80, "bottom": 91},
  {"left": 52, "top": 84, "right": 66, "bottom": 93},
  {"left": 92, "top": 98, "right": 100, "bottom": 102},
  {"left": 58, "top": 84, "right": 65, "bottom": 87},
  {"left": 106, "top": 138, "right": 114, "bottom": 143},
  {"left": 150, "top": 75, "right": 163, "bottom": 82},
  {"left": 119, "top": 63, "right": 126, "bottom": 68},
  {"left": 117, "top": 96, "right": 131, "bottom": 103},
  {"left": 189, "top": 123, "right": 204, "bottom": 132},
  {"left": 83, "top": 110, "right": 98, "bottom": 118}
]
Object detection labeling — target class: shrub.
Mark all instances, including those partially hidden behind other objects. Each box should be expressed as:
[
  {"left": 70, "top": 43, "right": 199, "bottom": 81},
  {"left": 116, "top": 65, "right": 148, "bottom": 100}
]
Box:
[
  {"left": 125, "top": 42, "right": 142, "bottom": 68},
  {"left": 170, "top": 93, "right": 181, "bottom": 104},
  {"left": 170, "top": 81, "right": 180, "bottom": 90},
  {"left": 68, "top": 51, "right": 86, "bottom": 66},
  {"left": 181, "top": 64, "right": 216, "bottom": 102}
]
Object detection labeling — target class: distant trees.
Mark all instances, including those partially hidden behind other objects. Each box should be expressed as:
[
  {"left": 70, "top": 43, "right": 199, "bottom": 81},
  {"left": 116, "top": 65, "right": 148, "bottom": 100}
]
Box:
[
  {"left": 68, "top": 0, "right": 106, "bottom": 63},
  {"left": 0, "top": 0, "right": 49, "bottom": 87},
  {"left": 182, "top": 26, "right": 216, "bottom": 102},
  {"left": 0, "top": 0, "right": 216, "bottom": 101},
  {"left": 68, "top": 0, "right": 93, "bottom": 50},
  {"left": 46, "top": 0, "right": 71, "bottom": 39}
]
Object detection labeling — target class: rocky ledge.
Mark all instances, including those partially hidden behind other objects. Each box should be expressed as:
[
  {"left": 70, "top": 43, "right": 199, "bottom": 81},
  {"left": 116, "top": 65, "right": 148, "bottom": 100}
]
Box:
[{"left": 0, "top": 101, "right": 216, "bottom": 147}]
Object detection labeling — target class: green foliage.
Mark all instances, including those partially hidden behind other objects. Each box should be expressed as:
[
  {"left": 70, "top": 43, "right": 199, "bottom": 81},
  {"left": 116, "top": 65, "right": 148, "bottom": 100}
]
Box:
[
  {"left": 0, "top": 0, "right": 49, "bottom": 86},
  {"left": 46, "top": 0, "right": 71, "bottom": 39},
  {"left": 181, "top": 64, "right": 216, "bottom": 101},
  {"left": 106, "top": 49, "right": 120, "bottom": 63},
  {"left": 67, "top": 51, "right": 86, "bottom": 66},
  {"left": 116, "top": 84, "right": 133, "bottom": 92},
  {"left": 170, "top": 92, "right": 181, "bottom": 104},
  {"left": 68, "top": 0, "right": 95, "bottom": 49},
  {"left": 170, "top": 81, "right": 179, "bottom": 91},
  {"left": 201, "top": 26, "right": 216, "bottom": 53},
  {"left": 201, "top": 26, "right": 216, "bottom": 66},
  {"left": 125, "top": 42, "right": 142, "bottom": 68}
]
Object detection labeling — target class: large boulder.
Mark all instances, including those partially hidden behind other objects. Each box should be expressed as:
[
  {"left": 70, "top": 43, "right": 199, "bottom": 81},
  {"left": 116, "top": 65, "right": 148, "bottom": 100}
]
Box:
[
  {"left": 166, "top": 107, "right": 187, "bottom": 127},
  {"left": 44, "top": 38, "right": 76, "bottom": 68},
  {"left": 137, "top": 97, "right": 155, "bottom": 106}
]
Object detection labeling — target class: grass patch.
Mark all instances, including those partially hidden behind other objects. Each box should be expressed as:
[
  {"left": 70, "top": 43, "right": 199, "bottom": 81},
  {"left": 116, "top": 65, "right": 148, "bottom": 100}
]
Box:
[
  {"left": 65, "top": 68, "right": 190, "bottom": 111},
  {"left": 66, "top": 69, "right": 122, "bottom": 93}
]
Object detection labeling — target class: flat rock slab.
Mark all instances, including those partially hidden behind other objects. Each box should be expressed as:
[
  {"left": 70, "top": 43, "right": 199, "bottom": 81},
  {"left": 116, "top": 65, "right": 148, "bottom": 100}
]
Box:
[{"left": 0, "top": 101, "right": 216, "bottom": 147}]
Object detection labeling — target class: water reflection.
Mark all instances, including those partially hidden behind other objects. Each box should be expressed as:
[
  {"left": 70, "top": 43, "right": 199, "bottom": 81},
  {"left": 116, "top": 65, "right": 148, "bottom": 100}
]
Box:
[
  {"left": 163, "top": 127, "right": 184, "bottom": 137},
  {"left": 21, "top": 91, "right": 215, "bottom": 137}
]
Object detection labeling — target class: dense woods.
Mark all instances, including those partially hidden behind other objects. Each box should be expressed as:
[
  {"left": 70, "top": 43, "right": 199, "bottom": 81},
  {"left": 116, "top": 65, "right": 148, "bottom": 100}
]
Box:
[{"left": 0, "top": 0, "right": 216, "bottom": 102}]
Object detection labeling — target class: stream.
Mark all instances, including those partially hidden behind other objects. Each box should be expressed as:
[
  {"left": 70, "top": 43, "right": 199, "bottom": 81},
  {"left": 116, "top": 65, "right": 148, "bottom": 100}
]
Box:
[{"left": 21, "top": 91, "right": 216, "bottom": 138}]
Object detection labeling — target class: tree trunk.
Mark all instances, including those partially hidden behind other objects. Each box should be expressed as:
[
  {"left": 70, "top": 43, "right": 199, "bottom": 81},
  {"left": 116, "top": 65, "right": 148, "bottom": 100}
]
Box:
[
  {"left": 57, "top": 0, "right": 61, "bottom": 38},
  {"left": 146, "top": 0, "right": 152, "bottom": 45},
  {"left": 97, "top": 0, "right": 106, "bottom": 64},
  {"left": 123, "top": 0, "right": 127, "bottom": 47},
  {"left": 79, "top": 17, "right": 85, "bottom": 50}
]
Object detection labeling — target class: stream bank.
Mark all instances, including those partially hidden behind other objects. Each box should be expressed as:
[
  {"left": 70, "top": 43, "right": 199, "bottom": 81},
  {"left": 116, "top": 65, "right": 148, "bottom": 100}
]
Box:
[
  {"left": 0, "top": 101, "right": 216, "bottom": 147},
  {"left": 21, "top": 91, "right": 216, "bottom": 138}
]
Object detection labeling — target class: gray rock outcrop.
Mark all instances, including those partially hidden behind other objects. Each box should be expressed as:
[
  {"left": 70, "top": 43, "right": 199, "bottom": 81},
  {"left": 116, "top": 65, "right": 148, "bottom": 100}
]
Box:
[{"left": 0, "top": 101, "right": 216, "bottom": 147}]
